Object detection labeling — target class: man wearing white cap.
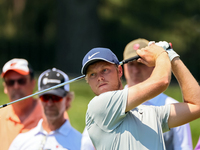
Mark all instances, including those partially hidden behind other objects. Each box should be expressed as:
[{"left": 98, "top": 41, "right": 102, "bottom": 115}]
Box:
[
  {"left": 123, "top": 38, "right": 193, "bottom": 150},
  {"left": 0, "top": 58, "right": 43, "bottom": 150},
  {"left": 9, "top": 68, "right": 82, "bottom": 150},
  {"left": 81, "top": 43, "right": 200, "bottom": 150}
]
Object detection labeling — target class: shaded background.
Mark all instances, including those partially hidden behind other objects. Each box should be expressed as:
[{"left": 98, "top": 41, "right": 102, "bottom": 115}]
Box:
[
  {"left": 0, "top": 0, "right": 200, "bottom": 148},
  {"left": 0, "top": 0, "right": 199, "bottom": 79}
]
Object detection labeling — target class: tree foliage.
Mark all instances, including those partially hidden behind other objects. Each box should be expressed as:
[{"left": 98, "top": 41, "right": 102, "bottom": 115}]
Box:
[{"left": 0, "top": 0, "right": 199, "bottom": 79}]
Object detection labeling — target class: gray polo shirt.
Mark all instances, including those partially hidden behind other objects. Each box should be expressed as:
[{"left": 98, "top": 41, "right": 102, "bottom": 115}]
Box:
[{"left": 86, "top": 88, "right": 170, "bottom": 150}]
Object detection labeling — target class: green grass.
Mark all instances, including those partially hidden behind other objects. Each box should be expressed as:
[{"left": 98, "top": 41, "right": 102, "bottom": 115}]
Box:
[{"left": 0, "top": 79, "right": 199, "bottom": 148}]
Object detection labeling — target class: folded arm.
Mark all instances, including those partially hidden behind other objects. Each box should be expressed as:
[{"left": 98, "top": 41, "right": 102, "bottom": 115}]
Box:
[
  {"left": 168, "top": 57, "right": 200, "bottom": 128},
  {"left": 125, "top": 44, "right": 171, "bottom": 112}
]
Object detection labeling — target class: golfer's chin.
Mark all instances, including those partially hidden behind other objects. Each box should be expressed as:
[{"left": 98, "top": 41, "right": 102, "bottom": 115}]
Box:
[{"left": 96, "top": 86, "right": 110, "bottom": 95}]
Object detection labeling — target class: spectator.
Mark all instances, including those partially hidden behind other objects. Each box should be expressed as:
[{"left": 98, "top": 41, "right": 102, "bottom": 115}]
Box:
[
  {"left": 9, "top": 68, "right": 81, "bottom": 150},
  {"left": 80, "top": 43, "right": 200, "bottom": 149},
  {"left": 0, "top": 58, "right": 43, "bottom": 150},
  {"left": 123, "top": 38, "right": 193, "bottom": 150}
]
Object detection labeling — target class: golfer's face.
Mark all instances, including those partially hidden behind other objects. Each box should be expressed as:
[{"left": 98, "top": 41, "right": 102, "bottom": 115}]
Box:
[
  {"left": 86, "top": 61, "right": 122, "bottom": 95},
  {"left": 124, "top": 61, "right": 154, "bottom": 87}
]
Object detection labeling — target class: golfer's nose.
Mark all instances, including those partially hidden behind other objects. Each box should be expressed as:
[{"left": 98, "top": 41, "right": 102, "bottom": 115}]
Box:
[{"left": 97, "top": 73, "right": 104, "bottom": 81}]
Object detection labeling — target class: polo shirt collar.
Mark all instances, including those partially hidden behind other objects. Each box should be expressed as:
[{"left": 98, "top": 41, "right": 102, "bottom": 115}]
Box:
[
  {"left": 57, "top": 119, "right": 72, "bottom": 136},
  {"left": 34, "top": 119, "right": 72, "bottom": 137},
  {"left": 6, "top": 105, "right": 21, "bottom": 122}
]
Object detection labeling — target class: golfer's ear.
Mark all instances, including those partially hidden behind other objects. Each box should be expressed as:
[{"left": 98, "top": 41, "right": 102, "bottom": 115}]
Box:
[{"left": 118, "top": 65, "right": 123, "bottom": 77}]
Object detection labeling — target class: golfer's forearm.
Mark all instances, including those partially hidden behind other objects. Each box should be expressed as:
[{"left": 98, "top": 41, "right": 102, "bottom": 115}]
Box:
[
  {"left": 126, "top": 53, "right": 171, "bottom": 112},
  {"left": 151, "top": 52, "right": 171, "bottom": 91},
  {"left": 140, "top": 52, "right": 171, "bottom": 99},
  {"left": 168, "top": 58, "right": 200, "bottom": 128},
  {"left": 172, "top": 57, "right": 200, "bottom": 105}
]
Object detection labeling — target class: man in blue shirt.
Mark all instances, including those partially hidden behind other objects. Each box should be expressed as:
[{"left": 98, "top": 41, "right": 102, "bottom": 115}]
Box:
[{"left": 9, "top": 68, "right": 81, "bottom": 150}]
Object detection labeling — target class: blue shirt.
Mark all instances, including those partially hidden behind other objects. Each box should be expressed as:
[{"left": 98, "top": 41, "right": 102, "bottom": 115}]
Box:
[{"left": 9, "top": 119, "right": 82, "bottom": 150}]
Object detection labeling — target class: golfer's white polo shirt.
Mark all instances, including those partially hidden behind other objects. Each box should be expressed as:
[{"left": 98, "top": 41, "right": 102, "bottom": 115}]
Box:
[
  {"left": 86, "top": 89, "right": 171, "bottom": 150},
  {"left": 9, "top": 119, "right": 82, "bottom": 150}
]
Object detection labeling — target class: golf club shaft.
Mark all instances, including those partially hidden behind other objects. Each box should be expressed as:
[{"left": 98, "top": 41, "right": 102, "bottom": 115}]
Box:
[
  {"left": 119, "top": 55, "right": 140, "bottom": 65},
  {"left": 0, "top": 55, "right": 140, "bottom": 109},
  {"left": 0, "top": 75, "right": 85, "bottom": 108}
]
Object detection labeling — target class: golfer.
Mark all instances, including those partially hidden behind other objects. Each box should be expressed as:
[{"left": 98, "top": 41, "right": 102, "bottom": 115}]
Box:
[{"left": 81, "top": 43, "right": 200, "bottom": 150}]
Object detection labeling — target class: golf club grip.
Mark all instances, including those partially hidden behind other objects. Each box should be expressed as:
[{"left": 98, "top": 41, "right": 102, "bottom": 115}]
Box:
[{"left": 120, "top": 55, "right": 140, "bottom": 65}]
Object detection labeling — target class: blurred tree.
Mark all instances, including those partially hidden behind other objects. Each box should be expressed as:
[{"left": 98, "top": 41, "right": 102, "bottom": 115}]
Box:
[
  {"left": 0, "top": 0, "right": 57, "bottom": 71},
  {"left": 0, "top": 0, "right": 199, "bottom": 79},
  {"left": 55, "top": 0, "right": 102, "bottom": 75},
  {"left": 98, "top": 0, "right": 200, "bottom": 79}
]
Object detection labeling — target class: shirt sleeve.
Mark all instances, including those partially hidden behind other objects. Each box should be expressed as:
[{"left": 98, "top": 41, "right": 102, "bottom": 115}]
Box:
[
  {"left": 86, "top": 89, "right": 128, "bottom": 132},
  {"left": 154, "top": 104, "right": 171, "bottom": 133}
]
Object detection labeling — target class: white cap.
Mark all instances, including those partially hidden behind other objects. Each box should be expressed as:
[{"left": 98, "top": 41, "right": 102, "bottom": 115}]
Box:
[{"left": 1, "top": 58, "right": 30, "bottom": 77}]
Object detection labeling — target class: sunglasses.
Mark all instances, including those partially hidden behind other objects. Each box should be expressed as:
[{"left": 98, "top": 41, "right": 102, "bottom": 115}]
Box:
[
  {"left": 5, "top": 78, "right": 27, "bottom": 87},
  {"left": 40, "top": 95, "right": 63, "bottom": 103}
]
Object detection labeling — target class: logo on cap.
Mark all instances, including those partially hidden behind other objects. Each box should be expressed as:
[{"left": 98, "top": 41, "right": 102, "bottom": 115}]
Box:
[
  {"left": 133, "top": 44, "right": 140, "bottom": 50},
  {"left": 88, "top": 52, "right": 100, "bottom": 60},
  {"left": 42, "top": 78, "right": 61, "bottom": 85},
  {"left": 10, "top": 62, "right": 17, "bottom": 67}
]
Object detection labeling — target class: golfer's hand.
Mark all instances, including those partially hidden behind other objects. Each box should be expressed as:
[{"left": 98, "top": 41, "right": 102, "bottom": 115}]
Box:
[
  {"left": 136, "top": 44, "right": 168, "bottom": 67},
  {"left": 149, "top": 41, "right": 180, "bottom": 61}
]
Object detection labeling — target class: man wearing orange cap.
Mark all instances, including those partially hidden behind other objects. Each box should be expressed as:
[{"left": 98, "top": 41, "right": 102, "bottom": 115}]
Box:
[
  {"left": 0, "top": 58, "right": 43, "bottom": 150},
  {"left": 123, "top": 38, "right": 193, "bottom": 150}
]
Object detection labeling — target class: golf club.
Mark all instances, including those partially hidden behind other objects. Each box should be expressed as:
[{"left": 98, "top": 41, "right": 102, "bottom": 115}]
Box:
[{"left": 0, "top": 55, "right": 140, "bottom": 109}]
